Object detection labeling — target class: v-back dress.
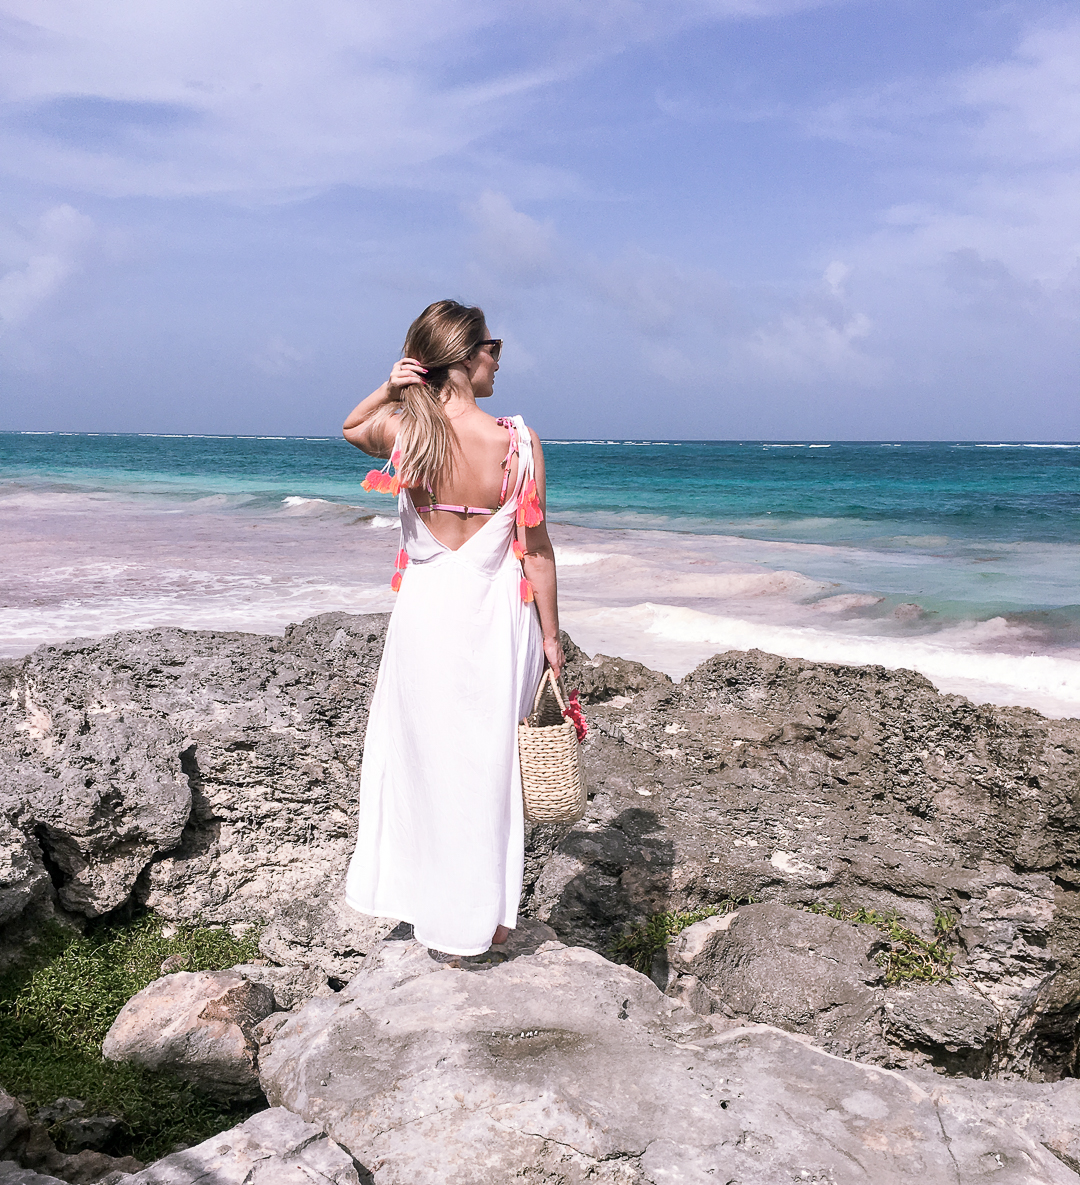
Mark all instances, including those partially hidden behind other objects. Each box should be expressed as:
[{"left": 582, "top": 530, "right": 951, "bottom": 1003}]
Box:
[{"left": 344, "top": 415, "right": 546, "bottom": 955}]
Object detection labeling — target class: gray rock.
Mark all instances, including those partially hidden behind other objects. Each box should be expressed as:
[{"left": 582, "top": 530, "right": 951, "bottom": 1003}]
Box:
[
  {"left": 0, "top": 656, "right": 191, "bottom": 916},
  {"left": 4, "top": 616, "right": 1080, "bottom": 1078},
  {"left": 102, "top": 970, "right": 276, "bottom": 1101},
  {"left": 529, "top": 641, "right": 1080, "bottom": 1078},
  {"left": 256, "top": 874, "right": 399, "bottom": 981},
  {"left": 0, "top": 819, "right": 49, "bottom": 929},
  {"left": 113, "top": 1108, "right": 359, "bottom": 1185},
  {"left": 259, "top": 941, "right": 1079, "bottom": 1185},
  {"left": 0, "top": 1163, "right": 66, "bottom": 1185},
  {"left": 0, "top": 1094, "right": 29, "bottom": 1159},
  {"left": 228, "top": 964, "right": 334, "bottom": 1011},
  {"left": 664, "top": 903, "right": 891, "bottom": 1061},
  {"left": 58, "top": 1116, "right": 122, "bottom": 1154},
  {"left": 885, "top": 983, "right": 1001, "bottom": 1072}
]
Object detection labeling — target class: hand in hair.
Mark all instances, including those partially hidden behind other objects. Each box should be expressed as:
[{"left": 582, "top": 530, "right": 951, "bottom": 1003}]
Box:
[{"left": 387, "top": 357, "right": 428, "bottom": 401}]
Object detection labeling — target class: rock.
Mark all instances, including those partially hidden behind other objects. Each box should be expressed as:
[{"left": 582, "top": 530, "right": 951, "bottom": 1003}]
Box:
[
  {"left": 0, "top": 657, "right": 191, "bottom": 916},
  {"left": 885, "top": 983, "right": 1001, "bottom": 1074},
  {"left": 0, "top": 1093, "right": 30, "bottom": 1158},
  {"left": 33, "top": 1102, "right": 84, "bottom": 1128},
  {"left": 228, "top": 964, "right": 334, "bottom": 1011},
  {"left": 523, "top": 647, "right": 1080, "bottom": 1078},
  {"left": 0, "top": 818, "right": 50, "bottom": 929},
  {"left": 259, "top": 941, "right": 1079, "bottom": 1184},
  {"left": 58, "top": 1117, "right": 122, "bottom": 1155},
  {"left": 0, "top": 613, "right": 388, "bottom": 928},
  {"left": 256, "top": 874, "right": 399, "bottom": 981},
  {"left": 664, "top": 903, "right": 891, "bottom": 1061},
  {"left": 112, "top": 1108, "right": 359, "bottom": 1185},
  {"left": 102, "top": 971, "right": 276, "bottom": 1101},
  {"left": 0, "top": 1164, "right": 67, "bottom": 1185},
  {"left": 4, "top": 617, "right": 1080, "bottom": 1078}
]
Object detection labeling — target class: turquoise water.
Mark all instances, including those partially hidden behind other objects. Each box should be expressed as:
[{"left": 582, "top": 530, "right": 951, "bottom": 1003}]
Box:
[
  {"left": 2, "top": 432, "right": 1078, "bottom": 714},
  {"left": 4, "top": 433, "right": 1078, "bottom": 543}
]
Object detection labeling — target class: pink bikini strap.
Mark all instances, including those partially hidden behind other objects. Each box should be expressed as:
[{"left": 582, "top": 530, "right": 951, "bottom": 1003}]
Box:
[
  {"left": 496, "top": 417, "right": 518, "bottom": 506},
  {"left": 417, "top": 503, "right": 493, "bottom": 516}
]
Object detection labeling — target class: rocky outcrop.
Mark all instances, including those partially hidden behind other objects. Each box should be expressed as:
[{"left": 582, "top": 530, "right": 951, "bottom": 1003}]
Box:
[
  {"left": 102, "top": 970, "right": 276, "bottom": 1101},
  {"left": 0, "top": 613, "right": 388, "bottom": 931},
  {"left": 0, "top": 1090, "right": 141, "bottom": 1185},
  {"left": 533, "top": 639, "right": 1080, "bottom": 1079},
  {"left": 2, "top": 613, "right": 1079, "bottom": 1080},
  {"left": 257, "top": 936, "right": 1080, "bottom": 1184},
  {"left": 111, "top": 1108, "right": 360, "bottom": 1185}
]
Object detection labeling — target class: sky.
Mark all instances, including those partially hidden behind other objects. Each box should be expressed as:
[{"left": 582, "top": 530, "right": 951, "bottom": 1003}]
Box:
[{"left": 0, "top": 0, "right": 1077, "bottom": 441}]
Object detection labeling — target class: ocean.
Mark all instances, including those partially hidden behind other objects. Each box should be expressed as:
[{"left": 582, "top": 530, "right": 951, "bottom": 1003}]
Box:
[{"left": 2, "top": 432, "right": 1078, "bottom": 717}]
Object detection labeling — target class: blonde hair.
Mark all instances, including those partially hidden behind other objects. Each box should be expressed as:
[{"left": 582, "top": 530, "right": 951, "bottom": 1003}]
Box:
[{"left": 393, "top": 300, "right": 487, "bottom": 490}]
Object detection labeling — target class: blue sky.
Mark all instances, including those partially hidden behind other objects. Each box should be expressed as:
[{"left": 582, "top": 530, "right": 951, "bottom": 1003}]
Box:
[{"left": 0, "top": 0, "right": 1077, "bottom": 440}]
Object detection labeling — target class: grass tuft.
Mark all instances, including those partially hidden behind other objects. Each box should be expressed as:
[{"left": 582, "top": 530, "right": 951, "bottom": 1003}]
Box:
[
  {"left": 805, "top": 901, "right": 955, "bottom": 985},
  {"left": 0, "top": 912, "right": 264, "bottom": 1163}
]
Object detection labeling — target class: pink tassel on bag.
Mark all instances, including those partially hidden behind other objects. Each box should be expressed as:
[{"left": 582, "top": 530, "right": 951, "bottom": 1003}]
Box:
[{"left": 562, "top": 690, "right": 588, "bottom": 743}]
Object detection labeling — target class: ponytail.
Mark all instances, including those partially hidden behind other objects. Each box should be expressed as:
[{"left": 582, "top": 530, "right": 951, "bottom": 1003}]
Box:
[{"left": 394, "top": 300, "right": 486, "bottom": 492}]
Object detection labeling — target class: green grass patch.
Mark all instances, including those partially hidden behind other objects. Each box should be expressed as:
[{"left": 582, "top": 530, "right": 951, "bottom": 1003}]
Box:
[
  {"left": 609, "top": 897, "right": 755, "bottom": 975},
  {"left": 805, "top": 901, "right": 956, "bottom": 985},
  {"left": 0, "top": 912, "right": 264, "bottom": 1163}
]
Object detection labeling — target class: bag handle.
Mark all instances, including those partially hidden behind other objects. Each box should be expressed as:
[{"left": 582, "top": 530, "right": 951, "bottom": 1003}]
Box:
[{"left": 527, "top": 666, "right": 569, "bottom": 722}]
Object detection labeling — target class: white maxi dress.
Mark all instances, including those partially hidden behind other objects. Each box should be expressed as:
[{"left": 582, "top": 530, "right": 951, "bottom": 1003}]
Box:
[{"left": 344, "top": 415, "right": 546, "bottom": 955}]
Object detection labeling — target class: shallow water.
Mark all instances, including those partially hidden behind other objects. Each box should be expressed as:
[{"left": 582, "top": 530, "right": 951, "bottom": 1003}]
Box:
[{"left": 2, "top": 433, "right": 1077, "bottom": 717}]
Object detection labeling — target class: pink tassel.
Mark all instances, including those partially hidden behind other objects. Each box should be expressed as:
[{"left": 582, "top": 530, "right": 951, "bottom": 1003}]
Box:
[
  {"left": 390, "top": 571, "right": 403, "bottom": 592},
  {"left": 362, "top": 469, "right": 382, "bottom": 491},
  {"left": 396, "top": 549, "right": 409, "bottom": 569},
  {"left": 390, "top": 448, "right": 401, "bottom": 467},
  {"left": 520, "top": 578, "right": 534, "bottom": 604},
  {"left": 513, "top": 540, "right": 525, "bottom": 562},
  {"left": 563, "top": 691, "right": 588, "bottom": 743},
  {"left": 517, "top": 479, "right": 544, "bottom": 528}
]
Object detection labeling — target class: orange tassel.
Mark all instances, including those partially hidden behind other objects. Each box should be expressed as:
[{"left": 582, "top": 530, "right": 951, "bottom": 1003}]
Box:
[
  {"left": 517, "top": 479, "right": 544, "bottom": 528},
  {"left": 389, "top": 476, "right": 401, "bottom": 496},
  {"left": 396, "top": 549, "right": 409, "bottom": 569},
  {"left": 390, "top": 571, "right": 403, "bottom": 592},
  {"left": 513, "top": 540, "right": 525, "bottom": 561},
  {"left": 520, "top": 578, "right": 534, "bottom": 604}
]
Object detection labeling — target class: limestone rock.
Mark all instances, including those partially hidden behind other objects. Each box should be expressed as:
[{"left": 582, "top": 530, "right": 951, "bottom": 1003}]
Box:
[
  {"left": 112, "top": 1108, "right": 359, "bottom": 1185},
  {"left": 0, "top": 1093, "right": 29, "bottom": 1159},
  {"left": 256, "top": 874, "right": 399, "bottom": 981},
  {"left": 4, "top": 615, "right": 1080, "bottom": 1078},
  {"left": 0, "top": 819, "right": 49, "bottom": 929},
  {"left": 228, "top": 964, "right": 333, "bottom": 1011},
  {"left": 102, "top": 970, "right": 276, "bottom": 1101},
  {"left": 259, "top": 941, "right": 1078, "bottom": 1185},
  {"left": 665, "top": 903, "right": 891, "bottom": 1061},
  {"left": 526, "top": 646, "right": 1080, "bottom": 1078},
  {"left": 0, "top": 1164, "right": 66, "bottom": 1185},
  {"left": 885, "top": 983, "right": 1001, "bottom": 1073}
]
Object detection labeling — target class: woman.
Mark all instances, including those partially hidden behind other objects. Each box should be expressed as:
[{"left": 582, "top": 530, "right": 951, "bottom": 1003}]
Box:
[{"left": 341, "top": 300, "right": 564, "bottom": 957}]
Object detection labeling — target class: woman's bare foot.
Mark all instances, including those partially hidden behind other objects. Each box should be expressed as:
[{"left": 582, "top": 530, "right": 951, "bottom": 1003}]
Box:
[{"left": 492, "top": 925, "right": 511, "bottom": 945}]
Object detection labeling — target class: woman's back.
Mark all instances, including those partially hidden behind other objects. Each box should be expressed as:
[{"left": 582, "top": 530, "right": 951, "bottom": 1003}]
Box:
[{"left": 410, "top": 408, "right": 521, "bottom": 551}]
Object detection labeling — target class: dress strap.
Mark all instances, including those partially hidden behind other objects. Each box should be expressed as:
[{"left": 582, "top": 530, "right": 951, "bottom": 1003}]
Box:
[{"left": 418, "top": 417, "right": 519, "bottom": 517}]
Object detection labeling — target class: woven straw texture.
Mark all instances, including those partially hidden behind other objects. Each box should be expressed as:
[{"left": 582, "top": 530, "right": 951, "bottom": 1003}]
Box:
[{"left": 518, "top": 669, "right": 587, "bottom": 823}]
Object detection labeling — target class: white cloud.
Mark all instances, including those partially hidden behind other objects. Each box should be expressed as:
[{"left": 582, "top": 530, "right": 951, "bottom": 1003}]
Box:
[
  {"left": 465, "top": 191, "right": 560, "bottom": 284},
  {"left": 0, "top": 0, "right": 845, "bottom": 201},
  {"left": 0, "top": 203, "right": 95, "bottom": 325},
  {"left": 251, "top": 336, "right": 303, "bottom": 375}
]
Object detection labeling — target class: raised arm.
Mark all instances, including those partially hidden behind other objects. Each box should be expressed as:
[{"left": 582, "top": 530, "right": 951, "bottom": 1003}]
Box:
[
  {"left": 342, "top": 358, "right": 428, "bottom": 458},
  {"left": 520, "top": 431, "right": 565, "bottom": 678}
]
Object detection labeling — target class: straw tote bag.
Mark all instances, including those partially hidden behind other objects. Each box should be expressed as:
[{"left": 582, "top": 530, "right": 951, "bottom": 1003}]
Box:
[{"left": 518, "top": 668, "right": 587, "bottom": 823}]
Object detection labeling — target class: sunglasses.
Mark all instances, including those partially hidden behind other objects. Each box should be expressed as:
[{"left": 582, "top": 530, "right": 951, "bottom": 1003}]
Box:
[{"left": 477, "top": 338, "right": 503, "bottom": 362}]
